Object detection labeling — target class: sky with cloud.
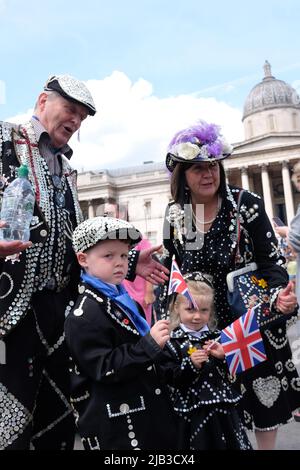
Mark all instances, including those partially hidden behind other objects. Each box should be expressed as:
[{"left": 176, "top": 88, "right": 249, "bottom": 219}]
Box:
[{"left": 1, "top": 0, "right": 300, "bottom": 171}]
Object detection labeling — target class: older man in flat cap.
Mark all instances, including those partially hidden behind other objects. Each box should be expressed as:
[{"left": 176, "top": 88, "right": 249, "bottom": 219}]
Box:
[
  {"left": 0, "top": 75, "right": 168, "bottom": 450},
  {"left": 0, "top": 74, "right": 97, "bottom": 450}
]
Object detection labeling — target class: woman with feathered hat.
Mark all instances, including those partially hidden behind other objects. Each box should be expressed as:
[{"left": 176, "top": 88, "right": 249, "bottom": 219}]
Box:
[{"left": 158, "top": 120, "right": 300, "bottom": 450}]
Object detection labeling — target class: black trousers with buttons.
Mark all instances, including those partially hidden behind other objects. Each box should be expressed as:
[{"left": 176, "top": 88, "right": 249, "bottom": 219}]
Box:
[{"left": 0, "top": 288, "right": 75, "bottom": 450}]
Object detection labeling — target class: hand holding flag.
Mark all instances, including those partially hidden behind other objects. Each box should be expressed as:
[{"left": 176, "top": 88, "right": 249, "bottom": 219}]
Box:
[{"left": 220, "top": 305, "right": 267, "bottom": 375}]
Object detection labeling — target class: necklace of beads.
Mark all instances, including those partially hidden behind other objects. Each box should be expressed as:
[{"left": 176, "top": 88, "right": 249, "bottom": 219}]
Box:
[{"left": 192, "top": 195, "right": 222, "bottom": 226}]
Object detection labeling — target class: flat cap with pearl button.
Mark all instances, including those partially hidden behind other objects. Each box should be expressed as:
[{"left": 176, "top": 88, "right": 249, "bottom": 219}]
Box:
[
  {"left": 44, "top": 74, "right": 97, "bottom": 116},
  {"left": 72, "top": 216, "right": 142, "bottom": 253}
]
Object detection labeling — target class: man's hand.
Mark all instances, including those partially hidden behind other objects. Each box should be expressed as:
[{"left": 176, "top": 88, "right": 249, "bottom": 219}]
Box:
[
  {"left": 0, "top": 221, "right": 32, "bottom": 258},
  {"left": 0, "top": 240, "right": 32, "bottom": 258},
  {"left": 136, "top": 245, "right": 169, "bottom": 285}
]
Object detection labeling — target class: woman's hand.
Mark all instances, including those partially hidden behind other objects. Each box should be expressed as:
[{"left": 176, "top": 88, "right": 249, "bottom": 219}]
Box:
[
  {"left": 150, "top": 319, "right": 170, "bottom": 348},
  {"left": 190, "top": 349, "right": 208, "bottom": 369},
  {"left": 275, "top": 281, "right": 298, "bottom": 314},
  {"left": 136, "top": 245, "right": 169, "bottom": 285}
]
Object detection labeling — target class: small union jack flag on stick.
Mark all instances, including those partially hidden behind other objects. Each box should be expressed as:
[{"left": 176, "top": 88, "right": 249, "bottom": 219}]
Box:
[
  {"left": 168, "top": 257, "right": 198, "bottom": 309},
  {"left": 220, "top": 305, "right": 267, "bottom": 375}
]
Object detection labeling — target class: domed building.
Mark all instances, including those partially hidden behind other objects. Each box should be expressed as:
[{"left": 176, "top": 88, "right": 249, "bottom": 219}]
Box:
[
  {"left": 243, "top": 61, "right": 300, "bottom": 139},
  {"left": 77, "top": 62, "right": 300, "bottom": 243},
  {"left": 225, "top": 60, "right": 300, "bottom": 225}
]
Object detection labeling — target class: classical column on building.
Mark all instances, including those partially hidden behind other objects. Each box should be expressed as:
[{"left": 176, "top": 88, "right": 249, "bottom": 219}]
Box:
[
  {"left": 88, "top": 200, "right": 95, "bottom": 219},
  {"left": 241, "top": 166, "right": 250, "bottom": 190},
  {"left": 281, "top": 160, "right": 295, "bottom": 223},
  {"left": 248, "top": 172, "right": 254, "bottom": 192},
  {"left": 260, "top": 164, "right": 274, "bottom": 220}
]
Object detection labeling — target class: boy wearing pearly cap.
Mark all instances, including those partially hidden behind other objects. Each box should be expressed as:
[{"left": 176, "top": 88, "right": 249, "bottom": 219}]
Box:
[{"left": 64, "top": 216, "right": 179, "bottom": 450}]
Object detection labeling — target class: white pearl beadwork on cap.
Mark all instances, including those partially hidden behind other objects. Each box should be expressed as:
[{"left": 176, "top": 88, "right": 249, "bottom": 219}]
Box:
[
  {"left": 45, "top": 74, "right": 96, "bottom": 114},
  {"left": 72, "top": 216, "right": 142, "bottom": 253}
]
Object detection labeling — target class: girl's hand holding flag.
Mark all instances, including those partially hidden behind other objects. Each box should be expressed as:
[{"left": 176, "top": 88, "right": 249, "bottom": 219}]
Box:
[{"left": 203, "top": 340, "right": 225, "bottom": 360}]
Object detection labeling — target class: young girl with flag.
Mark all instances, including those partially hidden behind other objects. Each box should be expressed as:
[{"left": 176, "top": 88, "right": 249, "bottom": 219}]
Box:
[{"left": 160, "top": 272, "right": 252, "bottom": 450}]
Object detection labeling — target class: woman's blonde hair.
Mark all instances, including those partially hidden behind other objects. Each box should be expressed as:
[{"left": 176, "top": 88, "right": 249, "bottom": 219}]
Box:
[{"left": 169, "top": 280, "right": 216, "bottom": 330}]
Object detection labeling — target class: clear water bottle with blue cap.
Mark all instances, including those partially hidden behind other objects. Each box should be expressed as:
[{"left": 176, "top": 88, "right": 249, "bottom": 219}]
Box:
[{"left": 0, "top": 164, "right": 35, "bottom": 242}]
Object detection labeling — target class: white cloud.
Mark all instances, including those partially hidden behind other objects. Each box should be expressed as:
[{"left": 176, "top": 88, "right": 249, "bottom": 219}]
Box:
[{"left": 6, "top": 71, "right": 244, "bottom": 171}]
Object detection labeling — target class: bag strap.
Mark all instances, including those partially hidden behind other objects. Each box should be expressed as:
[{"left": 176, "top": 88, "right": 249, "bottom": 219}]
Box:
[{"left": 234, "top": 189, "right": 244, "bottom": 267}]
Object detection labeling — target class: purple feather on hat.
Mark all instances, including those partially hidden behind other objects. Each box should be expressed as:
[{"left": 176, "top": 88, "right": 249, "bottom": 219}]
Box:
[
  {"left": 192, "top": 122, "right": 220, "bottom": 144},
  {"left": 206, "top": 140, "right": 223, "bottom": 156},
  {"left": 168, "top": 121, "right": 221, "bottom": 148},
  {"left": 166, "top": 119, "right": 232, "bottom": 172}
]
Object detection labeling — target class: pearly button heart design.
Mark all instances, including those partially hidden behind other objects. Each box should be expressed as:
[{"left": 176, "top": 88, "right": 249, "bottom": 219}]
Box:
[{"left": 252, "top": 376, "right": 281, "bottom": 408}]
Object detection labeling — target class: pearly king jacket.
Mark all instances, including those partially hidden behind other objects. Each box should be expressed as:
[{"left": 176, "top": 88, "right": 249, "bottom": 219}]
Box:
[
  {"left": 0, "top": 120, "right": 140, "bottom": 340},
  {"left": 64, "top": 282, "right": 179, "bottom": 451},
  {"left": 0, "top": 120, "right": 84, "bottom": 338}
]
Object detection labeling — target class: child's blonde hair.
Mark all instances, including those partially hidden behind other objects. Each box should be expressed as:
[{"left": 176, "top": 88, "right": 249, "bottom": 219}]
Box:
[{"left": 169, "top": 280, "right": 216, "bottom": 330}]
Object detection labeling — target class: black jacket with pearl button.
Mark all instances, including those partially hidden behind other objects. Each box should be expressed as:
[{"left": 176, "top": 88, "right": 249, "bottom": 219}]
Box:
[
  {"left": 0, "top": 121, "right": 84, "bottom": 338},
  {"left": 159, "top": 327, "right": 241, "bottom": 412},
  {"left": 158, "top": 184, "right": 300, "bottom": 432},
  {"left": 64, "top": 282, "right": 180, "bottom": 451},
  {"left": 158, "top": 184, "right": 289, "bottom": 328},
  {"left": 0, "top": 121, "right": 139, "bottom": 339}
]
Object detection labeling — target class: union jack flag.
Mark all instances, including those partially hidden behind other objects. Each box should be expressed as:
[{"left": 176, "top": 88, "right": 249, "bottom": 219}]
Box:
[
  {"left": 168, "top": 259, "right": 198, "bottom": 309},
  {"left": 220, "top": 306, "right": 267, "bottom": 375}
]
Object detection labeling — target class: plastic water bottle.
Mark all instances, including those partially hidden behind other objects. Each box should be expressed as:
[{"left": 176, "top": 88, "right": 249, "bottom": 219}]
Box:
[{"left": 0, "top": 164, "right": 35, "bottom": 242}]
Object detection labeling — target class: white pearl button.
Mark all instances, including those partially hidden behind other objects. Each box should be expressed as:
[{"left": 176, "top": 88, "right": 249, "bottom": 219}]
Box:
[{"left": 120, "top": 403, "right": 130, "bottom": 413}]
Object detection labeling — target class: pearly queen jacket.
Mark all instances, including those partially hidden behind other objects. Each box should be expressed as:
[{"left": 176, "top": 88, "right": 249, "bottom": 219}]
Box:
[
  {"left": 157, "top": 184, "right": 293, "bottom": 328},
  {"left": 0, "top": 120, "right": 84, "bottom": 339}
]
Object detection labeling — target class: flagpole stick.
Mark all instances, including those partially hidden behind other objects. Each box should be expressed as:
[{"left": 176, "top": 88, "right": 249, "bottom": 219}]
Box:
[
  {"left": 206, "top": 340, "right": 217, "bottom": 351},
  {"left": 165, "top": 255, "right": 175, "bottom": 319}
]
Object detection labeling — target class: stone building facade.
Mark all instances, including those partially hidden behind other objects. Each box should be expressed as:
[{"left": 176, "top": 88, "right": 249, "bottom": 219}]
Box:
[{"left": 77, "top": 61, "right": 300, "bottom": 244}]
